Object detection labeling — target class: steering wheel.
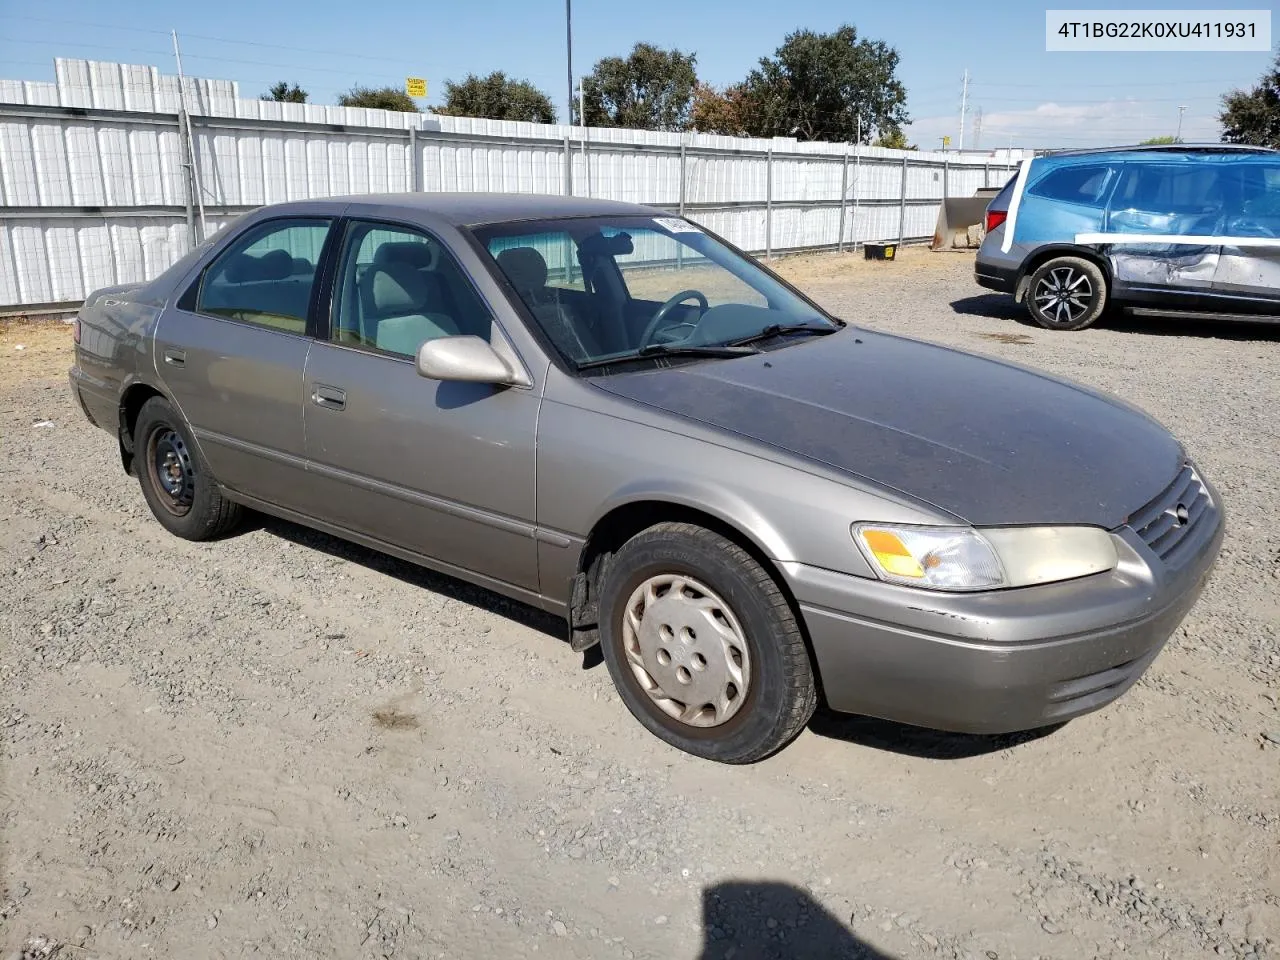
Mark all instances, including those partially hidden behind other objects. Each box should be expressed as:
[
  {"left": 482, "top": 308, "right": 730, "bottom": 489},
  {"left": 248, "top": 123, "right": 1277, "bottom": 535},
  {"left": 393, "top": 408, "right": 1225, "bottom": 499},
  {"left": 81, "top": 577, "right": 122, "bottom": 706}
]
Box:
[{"left": 637, "top": 290, "right": 710, "bottom": 349}]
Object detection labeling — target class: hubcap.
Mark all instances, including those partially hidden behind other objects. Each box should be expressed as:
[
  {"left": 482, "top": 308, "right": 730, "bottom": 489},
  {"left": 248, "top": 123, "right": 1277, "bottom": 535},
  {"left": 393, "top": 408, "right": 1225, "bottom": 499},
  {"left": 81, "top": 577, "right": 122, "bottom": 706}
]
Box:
[
  {"left": 147, "top": 427, "right": 195, "bottom": 516},
  {"left": 1033, "top": 266, "right": 1093, "bottom": 325},
  {"left": 621, "top": 573, "right": 751, "bottom": 728}
]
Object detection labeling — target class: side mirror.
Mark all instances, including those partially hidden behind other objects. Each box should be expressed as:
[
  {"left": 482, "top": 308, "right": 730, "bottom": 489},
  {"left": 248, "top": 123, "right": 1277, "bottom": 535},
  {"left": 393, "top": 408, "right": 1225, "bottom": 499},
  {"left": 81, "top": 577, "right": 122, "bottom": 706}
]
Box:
[{"left": 416, "top": 336, "right": 522, "bottom": 386}]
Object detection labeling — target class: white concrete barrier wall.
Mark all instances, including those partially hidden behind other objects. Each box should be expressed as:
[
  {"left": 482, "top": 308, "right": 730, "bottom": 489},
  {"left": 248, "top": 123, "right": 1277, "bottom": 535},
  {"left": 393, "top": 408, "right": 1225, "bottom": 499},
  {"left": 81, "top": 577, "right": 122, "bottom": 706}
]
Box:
[{"left": 0, "top": 59, "right": 1025, "bottom": 309}]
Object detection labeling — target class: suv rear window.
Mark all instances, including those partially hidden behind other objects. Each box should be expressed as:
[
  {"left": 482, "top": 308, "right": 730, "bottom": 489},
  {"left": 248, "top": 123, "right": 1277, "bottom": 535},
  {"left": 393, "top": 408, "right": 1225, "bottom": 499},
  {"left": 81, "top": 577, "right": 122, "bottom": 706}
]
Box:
[{"left": 1027, "top": 165, "right": 1115, "bottom": 207}]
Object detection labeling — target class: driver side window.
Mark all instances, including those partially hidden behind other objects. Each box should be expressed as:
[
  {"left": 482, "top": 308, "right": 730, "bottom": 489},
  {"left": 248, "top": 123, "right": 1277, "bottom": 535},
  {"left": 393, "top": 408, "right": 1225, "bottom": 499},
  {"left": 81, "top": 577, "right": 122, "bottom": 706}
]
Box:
[{"left": 332, "top": 221, "right": 495, "bottom": 359}]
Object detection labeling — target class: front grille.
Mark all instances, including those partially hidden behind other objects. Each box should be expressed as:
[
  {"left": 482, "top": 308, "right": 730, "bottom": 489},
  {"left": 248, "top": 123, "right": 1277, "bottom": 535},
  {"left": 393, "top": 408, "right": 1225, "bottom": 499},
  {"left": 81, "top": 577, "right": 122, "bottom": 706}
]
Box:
[{"left": 1126, "top": 462, "right": 1211, "bottom": 562}]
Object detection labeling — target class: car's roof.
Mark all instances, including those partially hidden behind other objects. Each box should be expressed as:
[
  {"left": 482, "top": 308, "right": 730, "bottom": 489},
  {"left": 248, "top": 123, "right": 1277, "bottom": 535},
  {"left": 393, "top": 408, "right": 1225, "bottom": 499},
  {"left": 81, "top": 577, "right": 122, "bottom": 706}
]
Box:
[
  {"left": 293, "top": 192, "right": 664, "bottom": 226},
  {"left": 1040, "top": 143, "right": 1278, "bottom": 161}
]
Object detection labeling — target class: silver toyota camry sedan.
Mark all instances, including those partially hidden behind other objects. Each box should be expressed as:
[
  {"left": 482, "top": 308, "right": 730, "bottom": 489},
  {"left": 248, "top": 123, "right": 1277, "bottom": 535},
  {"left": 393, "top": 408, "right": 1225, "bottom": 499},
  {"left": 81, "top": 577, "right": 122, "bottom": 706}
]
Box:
[{"left": 69, "top": 194, "right": 1224, "bottom": 763}]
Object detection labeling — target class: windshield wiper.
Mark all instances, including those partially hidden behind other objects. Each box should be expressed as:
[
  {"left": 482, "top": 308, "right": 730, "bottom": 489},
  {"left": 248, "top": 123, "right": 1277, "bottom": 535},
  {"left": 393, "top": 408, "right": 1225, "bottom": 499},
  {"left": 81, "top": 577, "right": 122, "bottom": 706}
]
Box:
[
  {"left": 576, "top": 342, "right": 759, "bottom": 371},
  {"left": 729, "top": 321, "right": 841, "bottom": 347}
]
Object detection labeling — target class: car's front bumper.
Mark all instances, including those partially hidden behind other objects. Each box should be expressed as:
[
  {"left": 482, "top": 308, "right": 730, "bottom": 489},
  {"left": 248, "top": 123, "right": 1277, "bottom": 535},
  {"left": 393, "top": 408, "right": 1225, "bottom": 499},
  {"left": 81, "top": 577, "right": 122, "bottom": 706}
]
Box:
[{"left": 785, "top": 502, "right": 1223, "bottom": 734}]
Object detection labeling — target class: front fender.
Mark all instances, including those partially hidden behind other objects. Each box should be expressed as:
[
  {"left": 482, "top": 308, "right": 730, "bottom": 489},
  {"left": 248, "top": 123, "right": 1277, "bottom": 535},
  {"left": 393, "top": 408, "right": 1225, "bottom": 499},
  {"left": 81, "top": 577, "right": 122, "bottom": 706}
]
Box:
[{"left": 537, "top": 399, "right": 951, "bottom": 584}]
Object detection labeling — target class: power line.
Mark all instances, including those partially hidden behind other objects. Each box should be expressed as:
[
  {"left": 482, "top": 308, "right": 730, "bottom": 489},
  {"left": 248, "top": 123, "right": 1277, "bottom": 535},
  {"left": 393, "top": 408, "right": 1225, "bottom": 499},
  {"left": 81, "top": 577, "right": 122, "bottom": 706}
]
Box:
[
  {"left": 970, "top": 77, "right": 1245, "bottom": 90},
  {"left": 2, "top": 15, "right": 394, "bottom": 62}
]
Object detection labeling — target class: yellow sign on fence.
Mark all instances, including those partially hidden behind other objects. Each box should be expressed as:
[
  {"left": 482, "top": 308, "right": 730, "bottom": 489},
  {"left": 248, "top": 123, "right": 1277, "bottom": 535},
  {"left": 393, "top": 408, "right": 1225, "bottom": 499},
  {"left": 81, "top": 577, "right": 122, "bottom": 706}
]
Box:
[{"left": 405, "top": 77, "right": 427, "bottom": 98}]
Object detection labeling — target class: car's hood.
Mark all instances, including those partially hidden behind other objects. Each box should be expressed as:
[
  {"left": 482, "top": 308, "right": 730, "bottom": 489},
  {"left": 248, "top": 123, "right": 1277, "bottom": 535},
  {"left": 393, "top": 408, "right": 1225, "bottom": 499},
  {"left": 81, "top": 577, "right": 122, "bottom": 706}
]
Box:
[{"left": 594, "top": 328, "right": 1183, "bottom": 528}]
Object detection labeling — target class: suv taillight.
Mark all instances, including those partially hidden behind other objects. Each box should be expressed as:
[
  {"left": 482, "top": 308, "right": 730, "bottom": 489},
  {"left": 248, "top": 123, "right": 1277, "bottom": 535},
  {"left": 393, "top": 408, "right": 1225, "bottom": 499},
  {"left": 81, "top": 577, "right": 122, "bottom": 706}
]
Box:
[{"left": 985, "top": 209, "right": 1008, "bottom": 233}]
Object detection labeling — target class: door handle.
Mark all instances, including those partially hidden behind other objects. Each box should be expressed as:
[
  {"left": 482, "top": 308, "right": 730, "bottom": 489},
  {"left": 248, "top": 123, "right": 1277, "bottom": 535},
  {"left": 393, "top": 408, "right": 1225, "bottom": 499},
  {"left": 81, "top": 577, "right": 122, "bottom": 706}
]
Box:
[
  {"left": 162, "top": 349, "right": 186, "bottom": 367},
  {"left": 312, "top": 385, "right": 346, "bottom": 410}
]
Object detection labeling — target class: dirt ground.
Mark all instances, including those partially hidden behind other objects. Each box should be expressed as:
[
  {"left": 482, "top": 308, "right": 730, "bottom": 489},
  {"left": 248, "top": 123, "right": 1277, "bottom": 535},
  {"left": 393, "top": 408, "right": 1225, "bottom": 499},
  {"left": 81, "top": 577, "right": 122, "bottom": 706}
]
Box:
[{"left": 2, "top": 249, "right": 1278, "bottom": 960}]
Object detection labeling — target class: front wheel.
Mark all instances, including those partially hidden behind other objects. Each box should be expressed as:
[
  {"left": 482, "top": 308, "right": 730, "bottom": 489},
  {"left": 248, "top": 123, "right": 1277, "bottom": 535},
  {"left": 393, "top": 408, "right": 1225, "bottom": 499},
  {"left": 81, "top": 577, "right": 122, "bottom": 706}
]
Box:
[
  {"left": 597, "top": 522, "right": 817, "bottom": 763},
  {"left": 1026, "top": 257, "right": 1107, "bottom": 331}
]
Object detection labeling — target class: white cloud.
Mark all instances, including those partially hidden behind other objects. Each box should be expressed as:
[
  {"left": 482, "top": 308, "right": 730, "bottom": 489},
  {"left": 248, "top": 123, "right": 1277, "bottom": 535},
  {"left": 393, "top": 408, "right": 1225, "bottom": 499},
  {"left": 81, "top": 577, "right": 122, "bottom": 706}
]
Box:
[{"left": 905, "top": 98, "right": 1223, "bottom": 149}]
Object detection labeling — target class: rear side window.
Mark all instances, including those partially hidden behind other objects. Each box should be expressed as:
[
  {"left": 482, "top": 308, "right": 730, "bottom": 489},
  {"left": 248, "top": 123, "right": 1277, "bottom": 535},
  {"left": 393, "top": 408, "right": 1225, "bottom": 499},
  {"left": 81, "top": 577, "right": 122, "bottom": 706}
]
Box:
[
  {"left": 196, "top": 218, "right": 331, "bottom": 334},
  {"left": 989, "top": 174, "right": 1018, "bottom": 210},
  {"left": 1112, "top": 164, "right": 1225, "bottom": 215},
  {"left": 1027, "top": 165, "right": 1115, "bottom": 207}
]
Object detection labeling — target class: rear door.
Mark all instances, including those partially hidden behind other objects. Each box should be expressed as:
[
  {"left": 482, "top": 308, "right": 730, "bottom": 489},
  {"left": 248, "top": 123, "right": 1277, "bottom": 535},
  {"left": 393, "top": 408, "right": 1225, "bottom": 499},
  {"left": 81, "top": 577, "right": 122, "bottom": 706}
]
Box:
[
  {"left": 1212, "top": 158, "right": 1280, "bottom": 309},
  {"left": 1104, "top": 162, "right": 1223, "bottom": 295},
  {"left": 301, "top": 218, "right": 541, "bottom": 593},
  {"left": 156, "top": 216, "right": 333, "bottom": 508}
]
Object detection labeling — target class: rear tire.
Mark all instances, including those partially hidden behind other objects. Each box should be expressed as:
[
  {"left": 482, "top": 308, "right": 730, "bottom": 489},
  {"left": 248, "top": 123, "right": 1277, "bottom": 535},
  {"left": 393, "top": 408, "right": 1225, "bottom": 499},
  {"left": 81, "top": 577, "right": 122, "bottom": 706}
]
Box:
[
  {"left": 1026, "top": 256, "right": 1107, "bottom": 331},
  {"left": 597, "top": 522, "right": 817, "bottom": 764},
  {"left": 134, "top": 396, "right": 242, "bottom": 541}
]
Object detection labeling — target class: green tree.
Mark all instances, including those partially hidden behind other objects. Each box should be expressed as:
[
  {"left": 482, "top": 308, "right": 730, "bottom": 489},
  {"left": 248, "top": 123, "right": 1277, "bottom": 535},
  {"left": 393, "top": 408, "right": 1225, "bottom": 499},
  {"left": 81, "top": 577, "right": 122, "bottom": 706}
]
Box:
[
  {"left": 580, "top": 43, "right": 698, "bottom": 131},
  {"left": 437, "top": 72, "right": 556, "bottom": 123},
  {"left": 1139, "top": 135, "right": 1179, "bottom": 145},
  {"left": 874, "top": 129, "right": 915, "bottom": 150},
  {"left": 738, "top": 25, "right": 908, "bottom": 143},
  {"left": 262, "top": 81, "right": 308, "bottom": 103},
  {"left": 1220, "top": 52, "right": 1280, "bottom": 147},
  {"left": 338, "top": 85, "right": 420, "bottom": 113}
]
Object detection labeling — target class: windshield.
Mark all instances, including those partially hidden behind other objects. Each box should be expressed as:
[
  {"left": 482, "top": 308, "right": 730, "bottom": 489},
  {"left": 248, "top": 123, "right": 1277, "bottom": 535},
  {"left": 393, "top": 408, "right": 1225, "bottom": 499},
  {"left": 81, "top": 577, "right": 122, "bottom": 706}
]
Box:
[{"left": 472, "top": 215, "right": 839, "bottom": 369}]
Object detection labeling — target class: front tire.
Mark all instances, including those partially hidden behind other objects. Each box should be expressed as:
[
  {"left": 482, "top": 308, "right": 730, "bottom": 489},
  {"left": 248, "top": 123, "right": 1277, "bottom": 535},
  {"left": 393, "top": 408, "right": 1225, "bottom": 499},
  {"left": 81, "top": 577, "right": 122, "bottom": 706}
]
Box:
[
  {"left": 134, "top": 396, "right": 242, "bottom": 541},
  {"left": 1026, "top": 256, "right": 1107, "bottom": 331},
  {"left": 598, "top": 522, "right": 817, "bottom": 763}
]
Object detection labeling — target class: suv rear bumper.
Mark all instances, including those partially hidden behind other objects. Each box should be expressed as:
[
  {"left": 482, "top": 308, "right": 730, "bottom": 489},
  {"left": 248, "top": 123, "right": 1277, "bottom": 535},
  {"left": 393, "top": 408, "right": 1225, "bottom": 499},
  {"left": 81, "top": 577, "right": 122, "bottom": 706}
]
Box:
[{"left": 974, "top": 260, "right": 1018, "bottom": 294}]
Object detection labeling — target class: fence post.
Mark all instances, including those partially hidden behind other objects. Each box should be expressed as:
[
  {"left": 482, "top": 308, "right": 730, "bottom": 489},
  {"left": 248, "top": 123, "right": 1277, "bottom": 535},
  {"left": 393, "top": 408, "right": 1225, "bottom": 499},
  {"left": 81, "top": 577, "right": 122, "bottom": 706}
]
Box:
[
  {"left": 409, "top": 126, "right": 422, "bottom": 192},
  {"left": 851, "top": 145, "right": 861, "bottom": 252},
  {"left": 837, "top": 147, "right": 849, "bottom": 253},
  {"left": 898, "top": 155, "right": 908, "bottom": 246},
  {"left": 765, "top": 144, "right": 773, "bottom": 260},
  {"left": 678, "top": 141, "right": 687, "bottom": 215},
  {"left": 943, "top": 156, "right": 949, "bottom": 201},
  {"left": 983, "top": 160, "right": 990, "bottom": 189},
  {"left": 177, "top": 109, "right": 197, "bottom": 249},
  {"left": 563, "top": 134, "right": 573, "bottom": 196}
]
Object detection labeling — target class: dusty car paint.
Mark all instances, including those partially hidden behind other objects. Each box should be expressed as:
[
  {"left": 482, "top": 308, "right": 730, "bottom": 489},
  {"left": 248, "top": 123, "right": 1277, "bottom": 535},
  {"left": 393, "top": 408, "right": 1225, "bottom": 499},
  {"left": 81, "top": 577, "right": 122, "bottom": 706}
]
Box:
[{"left": 70, "top": 193, "right": 1224, "bottom": 736}]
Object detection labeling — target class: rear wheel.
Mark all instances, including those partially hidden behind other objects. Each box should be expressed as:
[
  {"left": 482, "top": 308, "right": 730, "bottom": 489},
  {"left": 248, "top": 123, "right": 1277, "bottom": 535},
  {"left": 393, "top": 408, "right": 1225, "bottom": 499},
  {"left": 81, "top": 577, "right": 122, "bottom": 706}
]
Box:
[
  {"left": 134, "top": 396, "right": 242, "bottom": 540},
  {"left": 597, "top": 522, "right": 817, "bottom": 763},
  {"left": 1026, "top": 256, "right": 1107, "bottom": 331}
]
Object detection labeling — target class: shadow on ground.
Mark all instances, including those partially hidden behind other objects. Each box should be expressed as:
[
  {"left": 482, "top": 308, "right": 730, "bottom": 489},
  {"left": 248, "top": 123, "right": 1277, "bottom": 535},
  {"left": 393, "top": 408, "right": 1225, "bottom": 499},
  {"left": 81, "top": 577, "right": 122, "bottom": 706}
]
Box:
[
  {"left": 699, "top": 881, "right": 897, "bottom": 960},
  {"left": 256, "top": 515, "right": 566, "bottom": 642},
  {"left": 951, "top": 294, "right": 1280, "bottom": 341},
  {"left": 807, "top": 708, "right": 1064, "bottom": 760}
]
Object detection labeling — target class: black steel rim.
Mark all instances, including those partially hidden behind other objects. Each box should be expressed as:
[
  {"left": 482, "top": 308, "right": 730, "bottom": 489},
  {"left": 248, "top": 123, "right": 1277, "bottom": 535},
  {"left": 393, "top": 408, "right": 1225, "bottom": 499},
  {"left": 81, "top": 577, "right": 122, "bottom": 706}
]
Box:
[{"left": 147, "top": 426, "right": 195, "bottom": 516}]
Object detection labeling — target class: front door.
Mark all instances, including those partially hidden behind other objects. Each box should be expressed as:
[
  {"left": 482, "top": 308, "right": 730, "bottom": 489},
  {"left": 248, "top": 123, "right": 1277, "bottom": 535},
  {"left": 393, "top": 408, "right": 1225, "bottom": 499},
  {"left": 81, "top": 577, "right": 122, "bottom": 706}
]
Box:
[
  {"left": 155, "top": 216, "right": 333, "bottom": 508},
  {"left": 301, "top": 219, "right": 540, "bottom": 593},
  {"left": 1212, "top": 158, "right": 1280, "bottom": 310},
  {"left": 1105, "top": 163, "right": 1222, "bottom": 295}
]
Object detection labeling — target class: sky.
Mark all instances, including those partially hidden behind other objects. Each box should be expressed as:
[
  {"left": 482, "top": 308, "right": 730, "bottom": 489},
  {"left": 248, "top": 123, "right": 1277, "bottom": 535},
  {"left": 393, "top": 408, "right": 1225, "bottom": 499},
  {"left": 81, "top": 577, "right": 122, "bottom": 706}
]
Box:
[{"left": 0, "top": 0, "right": 1273, "bottom": 149}]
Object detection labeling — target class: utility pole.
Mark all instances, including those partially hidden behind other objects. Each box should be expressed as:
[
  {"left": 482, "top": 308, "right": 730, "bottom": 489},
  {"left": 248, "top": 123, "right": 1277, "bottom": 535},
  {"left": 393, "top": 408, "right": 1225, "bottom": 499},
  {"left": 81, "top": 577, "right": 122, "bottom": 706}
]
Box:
[
  {"left": 1175, "top": 104, "right": 1187, "bottom": 142},
  {"left": 565, "top": 0, "right": 574, "bottom": 131},
  {"left": 958, "top": 69, "right": 970, "bottom": 151},
  {"left": 171, "top": 30, "right": 206, "bottom": 240}
]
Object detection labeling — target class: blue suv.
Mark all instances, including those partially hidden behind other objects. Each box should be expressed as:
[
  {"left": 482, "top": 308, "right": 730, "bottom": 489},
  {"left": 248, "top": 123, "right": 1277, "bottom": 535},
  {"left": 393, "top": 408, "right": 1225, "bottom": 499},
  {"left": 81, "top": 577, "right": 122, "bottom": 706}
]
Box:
[{"left": 975, "top": 144, "right": 1280, "bottom": 330}]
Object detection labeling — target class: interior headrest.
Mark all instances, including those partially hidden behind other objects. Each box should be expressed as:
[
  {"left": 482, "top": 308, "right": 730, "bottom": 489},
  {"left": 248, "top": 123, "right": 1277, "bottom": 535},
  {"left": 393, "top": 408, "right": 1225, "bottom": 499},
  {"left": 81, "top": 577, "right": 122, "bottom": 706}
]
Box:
[
  {"left": 227, "top": 248, "right": 293, "bottom": 282},
  {"left": 369, "top": 261, "right": 433, "bottom": 314},
  {"left": 374, "top": 241, "right": 436, "bottom": 271},
  {"left": 496, "top": 247, "right": 548, "bottom": 291}
]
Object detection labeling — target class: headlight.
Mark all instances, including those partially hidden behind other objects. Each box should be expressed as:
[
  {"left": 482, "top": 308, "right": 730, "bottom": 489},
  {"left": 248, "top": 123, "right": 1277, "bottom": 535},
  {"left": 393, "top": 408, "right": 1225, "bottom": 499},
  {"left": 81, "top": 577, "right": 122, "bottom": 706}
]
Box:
[{"left": 852, "top": 524, "right": 1118, "bottom": 592}]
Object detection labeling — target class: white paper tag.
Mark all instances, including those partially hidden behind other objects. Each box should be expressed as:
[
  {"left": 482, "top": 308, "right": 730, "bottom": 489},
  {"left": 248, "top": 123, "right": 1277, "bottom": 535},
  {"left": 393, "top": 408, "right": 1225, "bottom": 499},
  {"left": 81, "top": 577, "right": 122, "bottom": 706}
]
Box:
[{"left": 653, "top": 216, "right": 701, "bottom": 234}]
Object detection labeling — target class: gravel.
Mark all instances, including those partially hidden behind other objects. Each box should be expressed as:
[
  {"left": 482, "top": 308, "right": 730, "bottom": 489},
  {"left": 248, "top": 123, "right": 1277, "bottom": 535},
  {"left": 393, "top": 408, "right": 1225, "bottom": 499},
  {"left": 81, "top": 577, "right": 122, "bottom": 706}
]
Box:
[{"left": 1, "top": 251, "right": 1277, "bottom": 959}]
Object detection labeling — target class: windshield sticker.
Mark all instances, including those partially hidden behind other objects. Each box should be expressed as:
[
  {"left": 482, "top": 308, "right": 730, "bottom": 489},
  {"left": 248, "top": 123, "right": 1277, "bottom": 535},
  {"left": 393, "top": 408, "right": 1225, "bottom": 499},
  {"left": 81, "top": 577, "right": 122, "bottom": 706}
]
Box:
[{"left": 653, "top": 217, "right": 702, "bottom": 234}]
